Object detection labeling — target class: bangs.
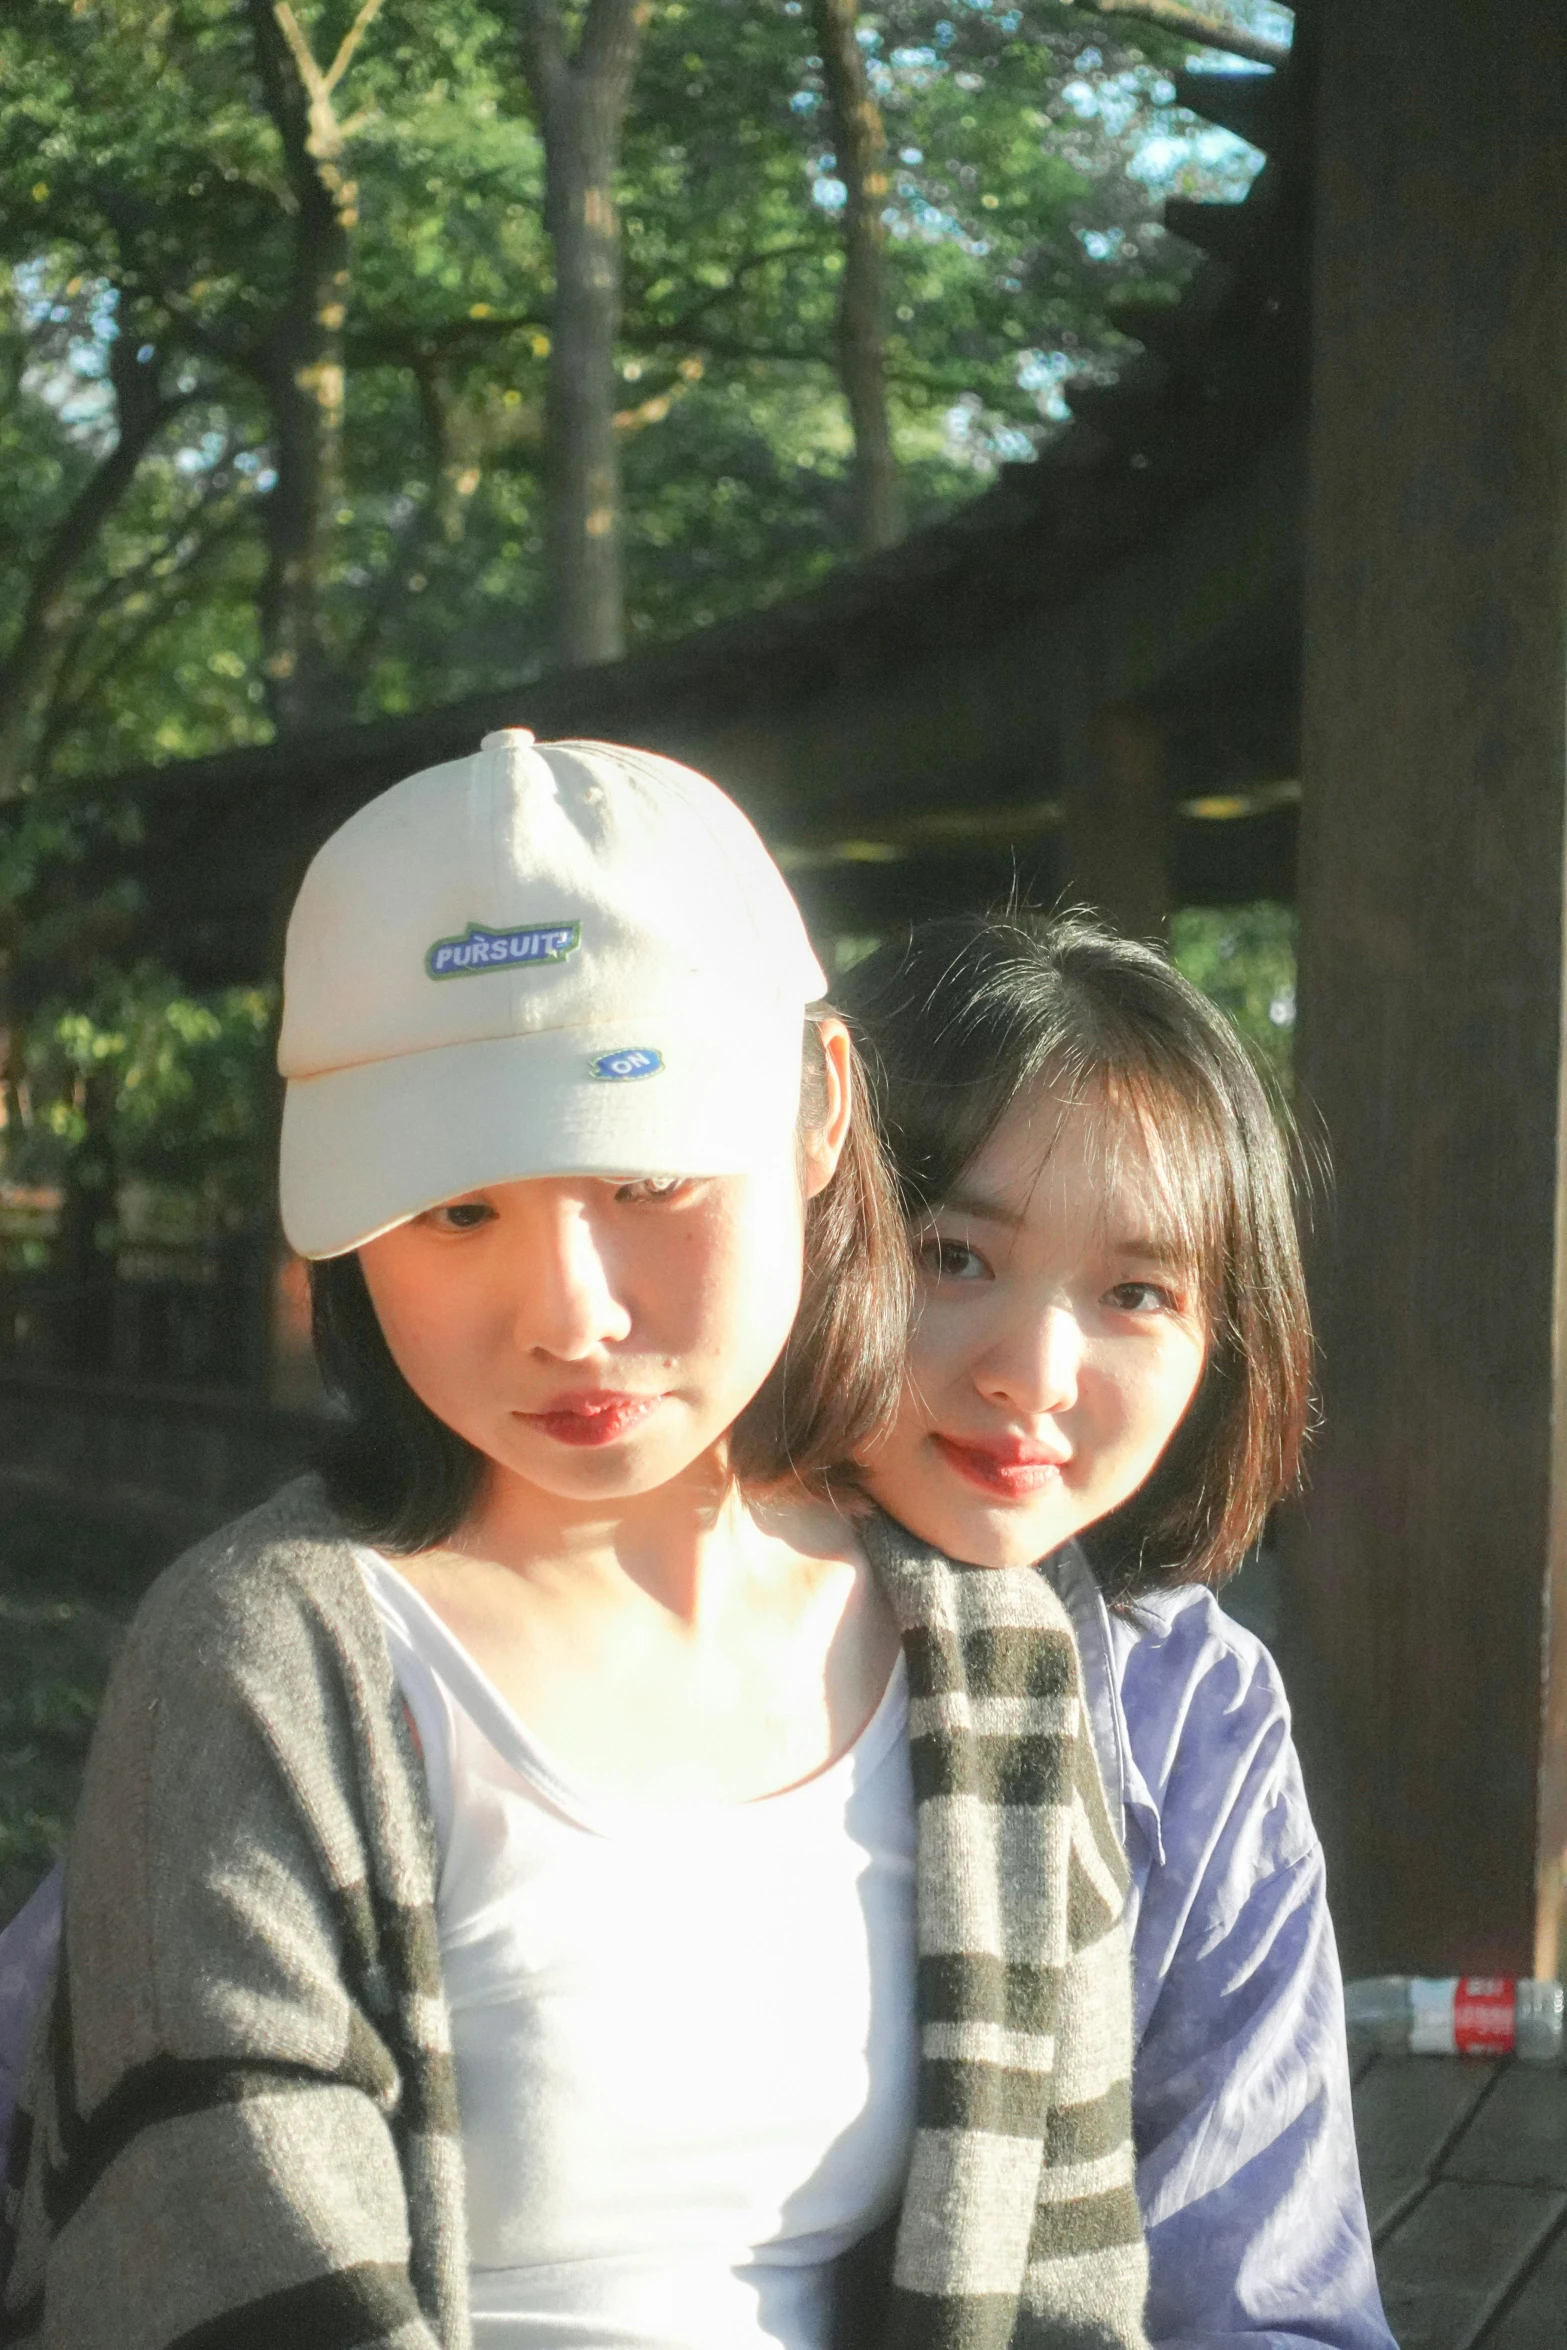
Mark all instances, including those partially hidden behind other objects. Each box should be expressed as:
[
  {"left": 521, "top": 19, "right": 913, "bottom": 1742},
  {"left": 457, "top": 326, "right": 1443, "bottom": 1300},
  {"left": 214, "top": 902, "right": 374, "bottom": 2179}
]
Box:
[
  {"left": 937, "top": 1005, "right": 1243, "bottom": 1335},
  {"left": 1044, "top": 1055, "right": 1237, "bottom": 1323}
]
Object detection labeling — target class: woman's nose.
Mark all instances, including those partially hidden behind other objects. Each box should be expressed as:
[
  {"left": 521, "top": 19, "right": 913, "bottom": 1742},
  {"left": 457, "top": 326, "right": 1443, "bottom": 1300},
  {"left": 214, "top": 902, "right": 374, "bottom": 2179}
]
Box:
[
  {"left": 517, "top": 1199, "right": 633, "bottom": 1358},
  {"left": 977, "top": 1301, "right": 1081, "bottom": 1416}
]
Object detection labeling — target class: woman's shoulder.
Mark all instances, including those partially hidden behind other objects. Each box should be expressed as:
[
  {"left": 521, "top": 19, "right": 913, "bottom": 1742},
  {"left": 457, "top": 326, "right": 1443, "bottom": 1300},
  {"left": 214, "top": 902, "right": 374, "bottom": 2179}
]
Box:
[
  {"left": 118, "top": 1473, "right": 377, "bottom": 1695},
  {"left": 75, "top": 1477, "right": 420, "bottom": 1886},
  {"left": 1102, "top": 1580, "right": 1316, "bottom": 1880},
  {"left": 1110, "top": 1580, "right": 1285, "bottom": 1716}
]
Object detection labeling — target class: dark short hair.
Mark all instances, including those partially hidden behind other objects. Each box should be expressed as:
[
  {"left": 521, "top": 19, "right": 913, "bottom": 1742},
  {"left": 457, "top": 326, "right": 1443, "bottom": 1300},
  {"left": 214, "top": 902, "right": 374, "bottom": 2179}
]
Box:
[
  {"left": 836, "top": 910, "right": 1313, "bottom": 1597},
  {"left": 310, "top": 1021, "right": 913, "bottom": 1552}
]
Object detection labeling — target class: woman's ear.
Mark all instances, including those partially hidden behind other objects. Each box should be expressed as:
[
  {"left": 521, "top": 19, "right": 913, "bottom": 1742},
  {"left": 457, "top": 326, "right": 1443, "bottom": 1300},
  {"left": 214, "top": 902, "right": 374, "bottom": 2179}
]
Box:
[{"left": 802, "top": 1017, "right": 855, "bottom": 1200}]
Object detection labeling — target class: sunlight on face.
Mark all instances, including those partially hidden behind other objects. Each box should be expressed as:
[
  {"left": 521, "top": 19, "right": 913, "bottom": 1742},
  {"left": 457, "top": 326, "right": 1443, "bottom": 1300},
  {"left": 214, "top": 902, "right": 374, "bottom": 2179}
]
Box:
[
  {"left": 861, "top": 1086, "right": 1208, "bottom": 1570},
  {"left": 356, "top": 1023, "right": 854, "bottom": 1519},
  {"left": 359, "top": 1164, "right": 809, "bottom": 1509}
]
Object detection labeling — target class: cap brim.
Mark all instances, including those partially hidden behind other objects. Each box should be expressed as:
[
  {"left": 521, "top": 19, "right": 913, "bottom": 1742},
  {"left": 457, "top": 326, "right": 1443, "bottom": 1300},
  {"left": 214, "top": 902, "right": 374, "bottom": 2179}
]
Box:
[{"left": 280, "top": 1016, "right": 805, "bottom": 1259}]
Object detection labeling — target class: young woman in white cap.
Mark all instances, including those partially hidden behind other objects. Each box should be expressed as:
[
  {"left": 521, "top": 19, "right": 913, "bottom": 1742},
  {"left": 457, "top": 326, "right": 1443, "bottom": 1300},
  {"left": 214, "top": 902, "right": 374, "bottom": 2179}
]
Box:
[{"left": 0, "top": 735, "right": 1149, "bottom": 2350}]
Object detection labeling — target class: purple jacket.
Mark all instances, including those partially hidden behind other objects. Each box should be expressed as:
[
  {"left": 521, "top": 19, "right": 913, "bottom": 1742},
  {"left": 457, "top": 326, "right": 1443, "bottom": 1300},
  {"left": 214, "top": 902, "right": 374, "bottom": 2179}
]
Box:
[
  {"left": 1045, "top": 1547, "right": 1394, "bottom": 2350},
  {"left": 0, "top": 1549, "right": 1393, "bottom": 2347}
]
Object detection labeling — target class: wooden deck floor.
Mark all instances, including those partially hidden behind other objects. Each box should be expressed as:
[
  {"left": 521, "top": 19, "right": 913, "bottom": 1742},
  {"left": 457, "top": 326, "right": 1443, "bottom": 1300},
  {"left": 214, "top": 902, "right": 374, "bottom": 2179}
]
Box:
[{"left": 1354, "top": 2046, "right": 1567, "bottom": 2346}]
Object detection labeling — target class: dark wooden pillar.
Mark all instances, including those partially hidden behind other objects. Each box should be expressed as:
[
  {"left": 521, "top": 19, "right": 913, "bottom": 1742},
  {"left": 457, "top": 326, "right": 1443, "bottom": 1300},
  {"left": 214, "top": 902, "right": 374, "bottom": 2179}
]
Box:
[
  {"left": 1286, "top": 0, "right": 1567, "bottom": 1975},
  {"left": 1061, "top": 705, "right": 1170, "bottom": 941}
]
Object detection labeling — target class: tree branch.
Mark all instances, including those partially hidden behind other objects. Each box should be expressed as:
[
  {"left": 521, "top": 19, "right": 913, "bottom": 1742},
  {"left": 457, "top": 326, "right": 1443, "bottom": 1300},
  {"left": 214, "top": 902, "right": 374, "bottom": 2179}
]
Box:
[
  {"left": 344, "top": 362, "right": 449, "bottom": 671},
  {"left": 56, "top": 450, "right": 260, "bottom": 651},
  {"left": 1085, "top": 0, "right": 1288, "bottom": 68},
  {"left": 32, "top": 471, "right": 255, "bottom": 729},
  {"left": 346, "top": 308, "right": 551, "bottom": 366},
  {"left": 273, "top": 0, "right": 388, "bottom": 158},
  {"left": 321, "top": 0, "right": 389, "bottom": 97},
  {"left": 627, "top": 239, "right": 823, "bottom": 323},
  {"left": 0, "top": 339, "right": 194, "bottom": 792},
  {"left": 269, "top": 0, "right": 325, "bottom": 99},
  {"left": 622, "top": 244, "right": 831, "bottom": 372},
  {"left": 613, "top": 356, "right": 705, "bottom": 431},
  {"left": 34, "top": 508, "right": 257, "bottom": 776},
  {"left": 627, "top": 320, "right": 1035, "bottom": 408},
  {"left": 86, "top": 182, "right": 261, "bottom": 372}
]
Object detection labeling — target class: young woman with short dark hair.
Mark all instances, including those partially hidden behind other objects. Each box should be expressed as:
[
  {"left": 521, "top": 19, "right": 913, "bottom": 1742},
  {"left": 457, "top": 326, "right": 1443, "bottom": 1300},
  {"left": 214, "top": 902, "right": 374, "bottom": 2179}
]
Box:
[{"left": 839, "top": 910, "right": 1395, "bottom": 2350}]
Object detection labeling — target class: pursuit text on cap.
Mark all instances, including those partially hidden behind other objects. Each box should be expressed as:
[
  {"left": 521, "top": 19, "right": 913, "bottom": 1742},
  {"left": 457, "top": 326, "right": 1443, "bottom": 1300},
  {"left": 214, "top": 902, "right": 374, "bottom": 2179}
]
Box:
[{"left": 426, "top": 920, "right": 581, "bottom": 979}]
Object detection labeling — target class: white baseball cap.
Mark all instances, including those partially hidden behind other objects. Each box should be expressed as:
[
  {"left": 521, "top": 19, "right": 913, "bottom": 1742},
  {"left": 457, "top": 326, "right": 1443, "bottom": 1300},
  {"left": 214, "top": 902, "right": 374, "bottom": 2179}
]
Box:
[{"left": 278, "top": 730, "right": 827, "bottom": 1259}]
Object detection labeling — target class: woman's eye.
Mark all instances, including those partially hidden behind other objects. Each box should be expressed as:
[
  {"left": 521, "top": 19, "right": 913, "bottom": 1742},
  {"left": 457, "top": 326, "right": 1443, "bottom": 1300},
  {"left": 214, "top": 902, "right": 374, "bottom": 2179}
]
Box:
[
  {"left": 426, "top": 1200, "right": 496, "bottom": 1232},
  {"left": 916, "top": 1235, "right": 989, "bottom": 1281},
  {"left": 615, "top": 1175, "right": 689, "bottom": 1205},
  {"left": 1105, "top": 1280, "right": 1178, "bottom": 1315}
]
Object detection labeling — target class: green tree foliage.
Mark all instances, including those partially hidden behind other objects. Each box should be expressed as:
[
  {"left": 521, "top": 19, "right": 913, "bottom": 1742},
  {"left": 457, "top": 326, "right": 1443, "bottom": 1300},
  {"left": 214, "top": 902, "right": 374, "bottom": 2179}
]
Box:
[
  {"left": 0, "top": 0, "right": 548, "bottom": 765},
  {"left": 1170, "top": 900, "right": 1296, "bottom": 1085},
  {"left": 0, "top": 0, "right": 1271, "bottom": 781},
  {"left": 0, "top": 0, "right": 1281, "bottom": 1239},
  {"left": 6, "top": 973, "right": 277, "bottom": 1237}
]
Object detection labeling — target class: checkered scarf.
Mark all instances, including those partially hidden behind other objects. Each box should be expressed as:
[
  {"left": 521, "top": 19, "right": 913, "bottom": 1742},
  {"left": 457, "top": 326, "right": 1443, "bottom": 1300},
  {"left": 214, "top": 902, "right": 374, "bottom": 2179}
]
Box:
[{"left": 864, "top": 1512, "right": 1148, "bottom": 2346}]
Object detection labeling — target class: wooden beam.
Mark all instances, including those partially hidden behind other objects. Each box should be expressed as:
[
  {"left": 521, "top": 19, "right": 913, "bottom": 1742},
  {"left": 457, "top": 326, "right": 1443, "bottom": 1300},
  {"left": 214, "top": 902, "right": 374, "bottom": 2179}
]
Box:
[
  {"left": 1062, "top": 705, "right": 1171, "bottom": 940},
  {"left": 1285, "top": 0, "right": 1567, "bottom": 1975},
  {"left": 102, "top": 428, "right": 1304, "bottom": 985}
]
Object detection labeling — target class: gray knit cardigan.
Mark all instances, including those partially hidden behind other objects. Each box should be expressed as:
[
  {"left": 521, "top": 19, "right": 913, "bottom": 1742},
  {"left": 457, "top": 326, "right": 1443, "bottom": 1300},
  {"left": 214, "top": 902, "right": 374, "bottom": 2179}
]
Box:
[{"left": 0, "top": 1481, "right": 1147, "bottom": 2349}]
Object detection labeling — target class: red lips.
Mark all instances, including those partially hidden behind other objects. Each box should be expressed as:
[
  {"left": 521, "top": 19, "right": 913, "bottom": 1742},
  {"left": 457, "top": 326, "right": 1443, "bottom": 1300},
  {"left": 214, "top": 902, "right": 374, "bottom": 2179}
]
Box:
[
  {"left": 932, "top": 1431, "right": 1070, "bottom": 1499},
  {"left": 517, "top": 1390, "right": 665, "bottom": 1447}
]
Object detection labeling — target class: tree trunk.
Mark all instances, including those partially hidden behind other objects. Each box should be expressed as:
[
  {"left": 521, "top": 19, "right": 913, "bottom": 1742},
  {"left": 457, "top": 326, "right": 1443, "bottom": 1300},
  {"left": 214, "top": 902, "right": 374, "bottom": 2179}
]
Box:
[
  {"left": 246, "top": 0, "right": 384, "bottom": 733},
  {"left": 257, "top": 184, "right": 349, "bottom": 733},
  {"left": 811, "top": 0, "right": 904, "bottom": 556},
  {"left": 519, "top": 0, "right": 651, "bottom": 670},
  {"left": 541, "top": 77, "right": 626, "bottom": 665}
]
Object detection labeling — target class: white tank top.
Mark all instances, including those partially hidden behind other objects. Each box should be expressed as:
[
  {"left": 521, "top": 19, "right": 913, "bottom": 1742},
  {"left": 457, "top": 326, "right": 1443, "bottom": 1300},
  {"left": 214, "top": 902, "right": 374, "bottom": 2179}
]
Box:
[{"left": 357, "top": 1552, "right": 918, "bottom": 2350}]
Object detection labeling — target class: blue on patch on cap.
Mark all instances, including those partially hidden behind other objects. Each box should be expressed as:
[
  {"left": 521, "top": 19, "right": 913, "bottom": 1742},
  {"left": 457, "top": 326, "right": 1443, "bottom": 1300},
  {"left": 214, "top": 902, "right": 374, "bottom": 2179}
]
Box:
[
  {"left": 589, "top": 1047, "right": 664, "bottom": 1082},
  {"left": 427, "top": 920, "right": 580, "bottom": 978}
]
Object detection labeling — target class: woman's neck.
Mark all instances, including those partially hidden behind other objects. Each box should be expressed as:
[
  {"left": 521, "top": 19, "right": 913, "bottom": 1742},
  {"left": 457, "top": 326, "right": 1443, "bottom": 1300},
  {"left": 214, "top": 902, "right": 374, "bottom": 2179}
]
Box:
[
  {"left": 394, "top": 1457, "right": 897, "bottom": 1805},
  {"left": 450, "top": 1448, "right": 778, "bottom": 1629}
]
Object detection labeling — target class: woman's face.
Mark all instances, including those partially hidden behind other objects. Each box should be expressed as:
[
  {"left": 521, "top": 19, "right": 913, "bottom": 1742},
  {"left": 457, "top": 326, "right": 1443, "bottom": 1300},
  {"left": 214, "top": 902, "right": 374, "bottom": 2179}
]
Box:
[
  {"left": 358, "top": 1023, "right": 852, "bottom": 1510},
  {"left": 862, "top": 1085, "right": 1208, "bottom": 1570}
]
